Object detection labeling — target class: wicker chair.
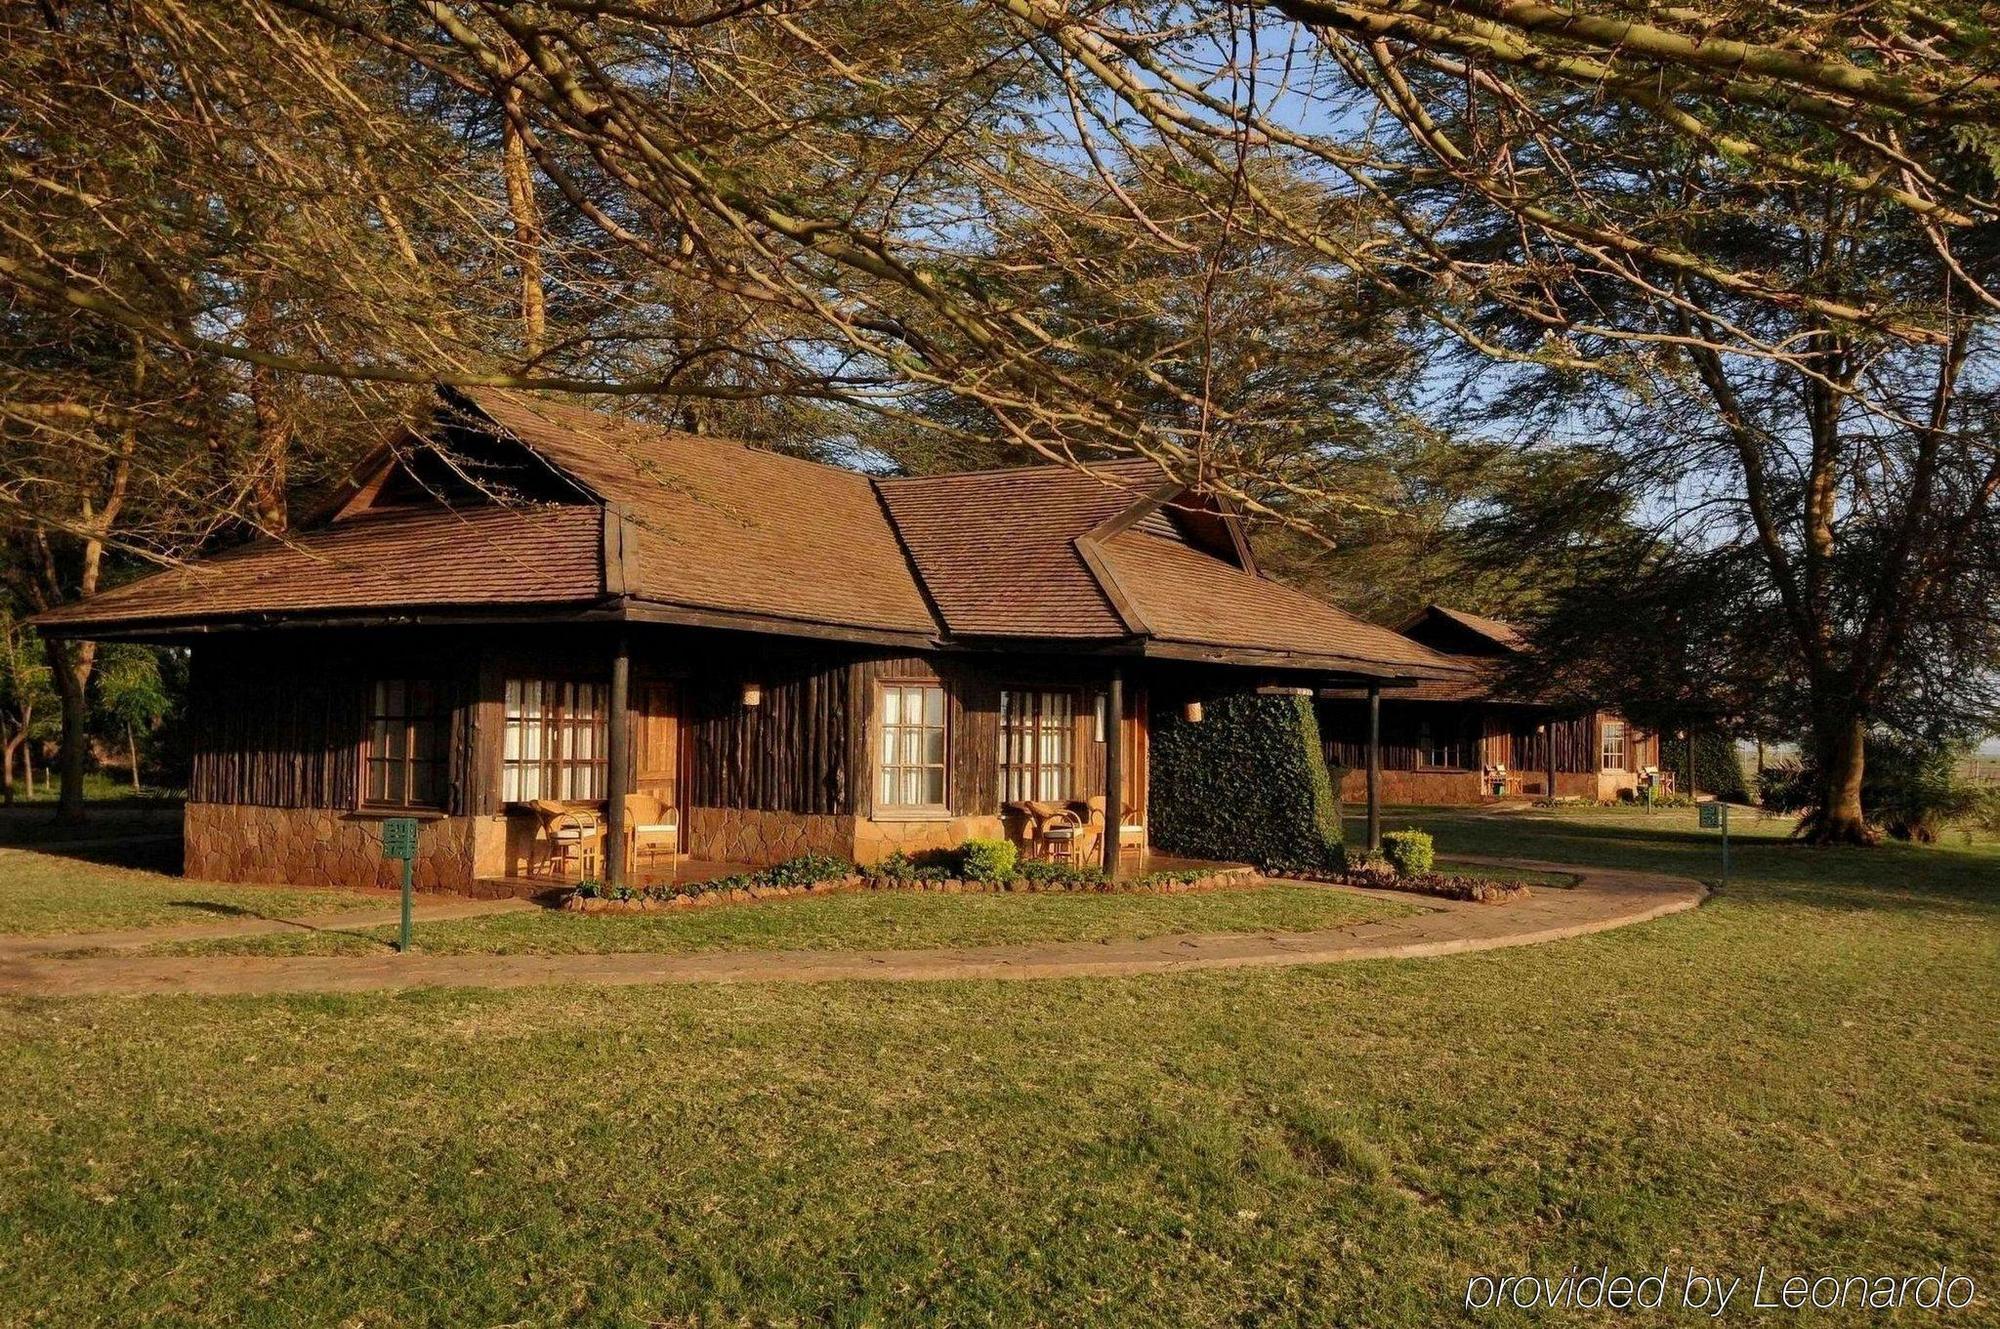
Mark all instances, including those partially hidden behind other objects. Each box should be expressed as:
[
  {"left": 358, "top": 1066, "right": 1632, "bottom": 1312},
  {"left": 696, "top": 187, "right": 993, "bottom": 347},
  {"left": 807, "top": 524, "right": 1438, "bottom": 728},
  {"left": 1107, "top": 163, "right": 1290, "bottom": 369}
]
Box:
[
  {"left": 529, "top": 800, "right": 603, "bottom": 881},
  {"left": 625, "top": 792, "right": 681, "bottom": 876},
  {"left": 1035, "top": 807, "right": 1085, "bottom": 866}
]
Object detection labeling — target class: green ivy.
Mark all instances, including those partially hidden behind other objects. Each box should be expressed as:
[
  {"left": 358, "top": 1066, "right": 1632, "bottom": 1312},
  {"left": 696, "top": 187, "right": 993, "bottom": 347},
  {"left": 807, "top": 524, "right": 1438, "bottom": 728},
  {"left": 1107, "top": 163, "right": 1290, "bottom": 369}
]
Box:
[
  {"left": 1148, "top": 691, "right": 1342, "bottom": 871},
  {"left": 1666, "top": 731, "right": 1750, "bottom": 802}
]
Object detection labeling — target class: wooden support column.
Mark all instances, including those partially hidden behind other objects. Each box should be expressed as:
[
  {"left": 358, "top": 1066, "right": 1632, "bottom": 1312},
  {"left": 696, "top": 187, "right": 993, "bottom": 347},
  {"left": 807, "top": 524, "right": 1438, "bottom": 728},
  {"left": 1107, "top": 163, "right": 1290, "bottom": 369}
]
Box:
[
  {"left": 605, "top": 631, "right": 631, "bottom": 887},
  {"left": 1365, "top": 680, "right": 1382, "bottom": 853},
  {"left": 1545, "top": 717, "right": 1558, "bottom": 802},
  {"left": 1102, "top": 665, "right": 1124, "bottom": 873}
]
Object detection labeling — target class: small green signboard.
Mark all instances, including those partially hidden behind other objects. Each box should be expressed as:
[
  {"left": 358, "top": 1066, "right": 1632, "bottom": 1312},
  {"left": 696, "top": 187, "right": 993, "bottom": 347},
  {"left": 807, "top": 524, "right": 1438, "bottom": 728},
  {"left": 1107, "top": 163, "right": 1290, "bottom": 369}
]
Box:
[
  {"left": 1698, "top": 801, "right": 1730, "bottom": 888},
  {"left": 380, "top": 816, "right": 419, "bottom": 861},
  {"left": 380, "top": 817, "right": 418, "bottom": 952}
]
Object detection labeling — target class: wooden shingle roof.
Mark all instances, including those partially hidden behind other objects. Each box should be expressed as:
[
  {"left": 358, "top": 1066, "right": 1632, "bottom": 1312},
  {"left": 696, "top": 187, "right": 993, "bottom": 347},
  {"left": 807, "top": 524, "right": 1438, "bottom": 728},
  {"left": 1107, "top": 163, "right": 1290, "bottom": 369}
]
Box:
[
  {"left": 36, "top": 389, "right": 1473, "bottom": 679},
  {"left": 461, "top": 389, "right": 938, "bottom": 638},
  {"left": 875, "top": 458, "right": 1166, "bottom": 638},
  {"left": 32, "top": 505, "right": 603, "bottom": 631},
  {"left": 1096, "top": 529, "right": 1463, "bottom": 674}
]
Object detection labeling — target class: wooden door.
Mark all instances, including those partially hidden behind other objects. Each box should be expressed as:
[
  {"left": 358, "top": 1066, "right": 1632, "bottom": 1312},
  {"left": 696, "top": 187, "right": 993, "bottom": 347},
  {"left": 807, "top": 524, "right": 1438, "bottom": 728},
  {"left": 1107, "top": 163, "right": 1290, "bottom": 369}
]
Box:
[{"left": 635, "top": 682, "right": 682, "bottom": 831}]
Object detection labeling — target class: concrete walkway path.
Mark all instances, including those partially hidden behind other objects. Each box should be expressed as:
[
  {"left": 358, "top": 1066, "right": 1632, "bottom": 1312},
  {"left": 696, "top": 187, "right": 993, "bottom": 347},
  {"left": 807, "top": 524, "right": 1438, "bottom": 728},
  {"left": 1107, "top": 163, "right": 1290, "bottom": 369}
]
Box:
[{"left": 0, "top": 858, "right": 1703, "bottom": 998}]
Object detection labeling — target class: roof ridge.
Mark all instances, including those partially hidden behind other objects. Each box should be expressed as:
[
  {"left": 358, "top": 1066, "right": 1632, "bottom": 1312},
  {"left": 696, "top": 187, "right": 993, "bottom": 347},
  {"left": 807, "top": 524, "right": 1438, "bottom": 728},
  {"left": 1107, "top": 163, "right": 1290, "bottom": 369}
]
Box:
[
  {"left": 877, "top": 454, "right": 1167, "bottom": 484},
  {"left": 459, "top": 386, "right": 882, "bottom": 489}
]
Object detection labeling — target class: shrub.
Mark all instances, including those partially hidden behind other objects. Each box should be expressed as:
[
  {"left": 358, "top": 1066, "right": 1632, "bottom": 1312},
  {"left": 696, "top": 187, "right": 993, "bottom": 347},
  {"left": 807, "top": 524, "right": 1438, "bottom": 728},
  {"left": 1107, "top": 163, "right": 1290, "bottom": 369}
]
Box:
[
  {"left": 761, "top": 853, "right": 854, "bottom": 887},
  {"left": 1149, "top": 691, "right": 1342, "bottom": 870},
  {"left": 1758, "top": 760, "right": 1811, "bottom": 812},
  {"left": 1380, "top": 829, "right": 1434, "bottom": 877},
  {"left": 958, "top": 837, "right": 1018, "bottom": 882},
  {"left": 1758, "top": 736, "right": 1986, "bottom": 842}
]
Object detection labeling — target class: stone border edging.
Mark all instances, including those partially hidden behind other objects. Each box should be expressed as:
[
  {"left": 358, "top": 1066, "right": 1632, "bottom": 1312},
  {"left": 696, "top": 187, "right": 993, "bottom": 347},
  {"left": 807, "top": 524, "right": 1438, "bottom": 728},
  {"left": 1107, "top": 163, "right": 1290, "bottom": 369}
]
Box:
[
  {"left": 564, "top": 866, "right": 1261, "bottom": 913},
  {"left": 0, "top": 858, "right": 1704, "bottom": 997}
]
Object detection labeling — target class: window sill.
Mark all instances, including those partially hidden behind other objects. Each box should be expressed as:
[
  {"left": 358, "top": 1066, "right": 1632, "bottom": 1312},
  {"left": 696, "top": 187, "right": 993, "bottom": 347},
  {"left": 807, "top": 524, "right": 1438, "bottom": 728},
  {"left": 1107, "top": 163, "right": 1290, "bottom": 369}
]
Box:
[
  {"left": 347, "top": 807, "right": 449, "bottom": 822},
  {"left": 873, "top": 808, "right": 954, "bottom": 823}
]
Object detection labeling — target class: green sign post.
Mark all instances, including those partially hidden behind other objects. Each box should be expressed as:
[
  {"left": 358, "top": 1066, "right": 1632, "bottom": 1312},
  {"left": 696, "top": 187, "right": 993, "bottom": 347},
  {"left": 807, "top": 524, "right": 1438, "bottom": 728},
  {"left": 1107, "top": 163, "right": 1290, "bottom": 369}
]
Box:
[
  {"left": 381, "top": 817, "right": 418, "bottom": 953},
  {"left": 1698, "top": 800, "right": 1729, "bottom": 888}
]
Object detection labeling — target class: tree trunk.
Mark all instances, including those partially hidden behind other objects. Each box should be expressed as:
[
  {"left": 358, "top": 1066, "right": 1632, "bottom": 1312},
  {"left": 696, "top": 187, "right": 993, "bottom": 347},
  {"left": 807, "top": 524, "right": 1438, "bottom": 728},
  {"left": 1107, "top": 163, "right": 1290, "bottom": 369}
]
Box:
[
  {"left": 1806, "top": 711, "right": 1876, "bottom": 844},
  {"left": 2, "top": 734, "right": 16, "bottom": 806},
  {"left": 501, "top": 84, "right": 547, "bottom": 360},
  {"left": 44, "top": 635, "right": 93, "bottom": 823},
  {"left": 23, "top": 733, "right": 35, "bottom": 799},
  {"left": 127, "top": 720, "right": 141, "bottom": 793}
]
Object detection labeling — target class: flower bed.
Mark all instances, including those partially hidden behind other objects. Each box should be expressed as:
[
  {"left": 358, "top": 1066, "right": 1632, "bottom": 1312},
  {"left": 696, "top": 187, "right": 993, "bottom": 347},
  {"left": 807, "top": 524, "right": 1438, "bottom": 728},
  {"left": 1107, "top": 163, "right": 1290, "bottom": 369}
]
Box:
[
  {"left": 565, "top": 852, "right": 1261, "bottom": 913},
  {"left": 1281, "top": 860, "right": 1532, "bottom": 905}
]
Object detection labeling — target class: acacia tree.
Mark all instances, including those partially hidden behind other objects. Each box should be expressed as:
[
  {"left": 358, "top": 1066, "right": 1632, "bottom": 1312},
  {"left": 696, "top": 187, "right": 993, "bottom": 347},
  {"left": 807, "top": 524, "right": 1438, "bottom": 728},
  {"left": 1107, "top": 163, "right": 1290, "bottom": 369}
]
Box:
[{"left": 0, "top": 608, "right": 57, "bottom": 805}]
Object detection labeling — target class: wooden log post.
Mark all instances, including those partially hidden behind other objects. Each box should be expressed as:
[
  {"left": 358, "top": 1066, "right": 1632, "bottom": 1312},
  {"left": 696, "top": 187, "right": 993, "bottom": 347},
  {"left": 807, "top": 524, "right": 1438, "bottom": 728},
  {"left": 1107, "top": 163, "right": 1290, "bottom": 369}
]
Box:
[
  {"left": 1545, "top": 717, "right": 1558, "bottom": 801},
  {"left": 605, "top": 631, "right": 631, "bottom": 887},
  {"left": 1366, "top": 681, "right": 1382, "bottom": 854},
  {"left": 1102, "top": 665, "right": 1124, "bottom": 874}
]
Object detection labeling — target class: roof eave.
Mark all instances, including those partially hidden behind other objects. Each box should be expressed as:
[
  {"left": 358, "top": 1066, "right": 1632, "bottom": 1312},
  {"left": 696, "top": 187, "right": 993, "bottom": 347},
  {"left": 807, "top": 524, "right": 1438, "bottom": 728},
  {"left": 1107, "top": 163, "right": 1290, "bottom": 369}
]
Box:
[{"left": 1136, "top": 637, "right": 1468, "bottom": 682}]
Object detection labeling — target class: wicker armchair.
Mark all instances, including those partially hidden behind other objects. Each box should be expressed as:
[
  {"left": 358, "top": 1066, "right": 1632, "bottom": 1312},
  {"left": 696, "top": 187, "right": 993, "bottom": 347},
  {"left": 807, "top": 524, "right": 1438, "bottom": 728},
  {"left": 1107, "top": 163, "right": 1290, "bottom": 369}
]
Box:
[
  {"left": 625, "top": 792, "right": 681, "bottom": 875},
  {"left": 529, "top": 800, "right": 603, "bottom": 881}
]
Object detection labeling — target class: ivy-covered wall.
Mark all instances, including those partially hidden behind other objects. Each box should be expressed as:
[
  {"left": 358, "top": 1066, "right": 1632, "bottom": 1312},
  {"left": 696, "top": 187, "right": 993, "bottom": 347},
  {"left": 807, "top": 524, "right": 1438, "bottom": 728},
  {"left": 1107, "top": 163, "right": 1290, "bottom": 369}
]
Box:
[
  {"left": 1667, "top": 730, "right": 1750, "bottom": 802},
  {"left": 1149, "top": 691, "right": 1343, "bottom": 870}
]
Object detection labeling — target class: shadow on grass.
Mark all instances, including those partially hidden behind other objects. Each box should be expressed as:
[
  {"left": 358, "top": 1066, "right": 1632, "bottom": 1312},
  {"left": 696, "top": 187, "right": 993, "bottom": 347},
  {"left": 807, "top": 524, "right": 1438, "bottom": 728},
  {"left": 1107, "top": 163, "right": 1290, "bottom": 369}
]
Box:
[{"left": 1388, "top": 810, "right": 1999, "bottom": 914}]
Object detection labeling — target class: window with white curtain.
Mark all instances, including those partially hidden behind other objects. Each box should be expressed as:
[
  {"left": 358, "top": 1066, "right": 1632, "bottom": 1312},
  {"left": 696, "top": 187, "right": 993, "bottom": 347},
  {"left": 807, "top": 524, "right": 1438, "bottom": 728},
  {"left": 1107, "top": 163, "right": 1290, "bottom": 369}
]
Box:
[
  {"left": 878, "top": 682, "right": 947, "bottom": 810},
  {"left": 502, "top": 678, "right": 608, "bottom": 802},
  {"left": 998, "top": 689, "right": 1075, "bottom": 802},
  {"left": 1600, "top": 719, "right": 1629, "bottom": 771}
]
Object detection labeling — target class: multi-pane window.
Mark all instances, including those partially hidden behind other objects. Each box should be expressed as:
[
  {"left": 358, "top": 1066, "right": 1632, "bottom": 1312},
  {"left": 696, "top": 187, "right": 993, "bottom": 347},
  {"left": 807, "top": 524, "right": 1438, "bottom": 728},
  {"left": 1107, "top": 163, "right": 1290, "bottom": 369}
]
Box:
[
  {"left": 1417, "top": 717, "right": 1464, "bottom": 770},
  {"left": 502, "top": 678, "right": 609, "bottom": 803},
  {"left": 1600, "top": 719, "right": 1629, "bottom": 771},
  {"left": 878, "top": 682, "right": 947, "bottom": 810},
  {"left": 999, "top": 689, "right": 1075, "bottom": 802},
  {"left": 364, "top": 679, "right": 447, "bottom": 809}
]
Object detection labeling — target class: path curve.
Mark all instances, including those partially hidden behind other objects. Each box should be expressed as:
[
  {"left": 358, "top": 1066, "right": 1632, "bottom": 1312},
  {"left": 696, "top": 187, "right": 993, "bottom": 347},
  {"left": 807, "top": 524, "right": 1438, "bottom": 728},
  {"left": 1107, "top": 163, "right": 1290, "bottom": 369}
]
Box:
[{"left": 0, "top": 859, "right": 1703, "bottom": 997}]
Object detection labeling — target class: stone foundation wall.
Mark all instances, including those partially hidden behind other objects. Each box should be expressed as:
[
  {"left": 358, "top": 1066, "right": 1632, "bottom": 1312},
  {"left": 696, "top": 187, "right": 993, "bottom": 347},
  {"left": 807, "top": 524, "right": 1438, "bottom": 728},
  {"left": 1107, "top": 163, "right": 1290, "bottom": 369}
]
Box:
[
  {"left": 1337, "top": 769, "right": 1486, "bottom": 805},
  {"left": 1335, "top": 769, "right": 1628, "bottom": 803},
  {"left": 685, "top": 807, "right": 855, "bottom": 864},
  {"left": 853, "top": 814, "right": 1004, "bottom": 864},
  {"left": 184, "top": 802, "right": 476, "bottom": 892},
  {"left": 685, "top": 807, "right": 1011, "bottom": 867}
]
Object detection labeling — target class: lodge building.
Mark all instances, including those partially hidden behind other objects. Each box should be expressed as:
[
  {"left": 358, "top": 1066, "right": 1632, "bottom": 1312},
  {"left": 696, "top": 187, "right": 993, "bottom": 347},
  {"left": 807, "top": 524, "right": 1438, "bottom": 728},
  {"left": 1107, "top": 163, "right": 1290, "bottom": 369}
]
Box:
[{"left": 37, "top": 388, "right": 1646, "bottom": 894}]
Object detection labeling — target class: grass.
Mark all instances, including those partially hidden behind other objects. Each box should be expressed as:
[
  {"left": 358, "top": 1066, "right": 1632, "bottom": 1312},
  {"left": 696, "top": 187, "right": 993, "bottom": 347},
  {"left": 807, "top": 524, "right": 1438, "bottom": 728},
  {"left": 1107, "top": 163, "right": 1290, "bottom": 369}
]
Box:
[
  {"left": 0, "top": 802, "right": 182, "bottom": 848},
  {"left": 138, "top": 880, "right": 1419, "bottom": 958},
  {"left": 0, "top": 809, "right": 1994, "bottom": 1325},
  {"left": 1, "top": 773, "right": 182, "bottom": 805},
  {"left": 1434, "top": 858, "right": 1578, "bottom": 888},
  {"left": 0, "top": 849, "right": 394, "bottom": 936}
]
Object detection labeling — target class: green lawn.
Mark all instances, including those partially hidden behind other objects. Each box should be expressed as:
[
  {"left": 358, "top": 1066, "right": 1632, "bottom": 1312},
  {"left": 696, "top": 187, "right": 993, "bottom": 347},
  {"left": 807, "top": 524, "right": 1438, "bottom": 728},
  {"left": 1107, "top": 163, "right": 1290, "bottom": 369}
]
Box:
[
  {"left": 137, "top": 880, "right": 1418, "bottom": 958},
  {"left": 0, "top": 847, "right": 393, "bottom": 936},
  {"left": 1435, "top": 857, "right": 1578, "bottom": 888},
  {"left": 1, "top": 809, "right": 1994, "bottom": 1326},
  {"left": 0, "top": 801, "right": 181, "bottom": 848}
]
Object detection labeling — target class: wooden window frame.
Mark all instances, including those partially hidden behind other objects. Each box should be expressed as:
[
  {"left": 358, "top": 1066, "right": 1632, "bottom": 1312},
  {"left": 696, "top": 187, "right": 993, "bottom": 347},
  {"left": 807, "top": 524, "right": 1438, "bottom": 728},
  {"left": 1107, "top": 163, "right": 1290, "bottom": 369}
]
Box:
[
  {"left": 1600, "top": 718, "right": 1629, "bottom": 772},
  {"left": 502, "top": 677, "right": 610, "bottom": 805},
  {"left": 876, "top": 679, "right": 949, "bottom": 816},
  {"left": 998, "top": 688, "right": 1078, "bottom": 803},
  {"left": 1415, "top": 714, "right": 1468, "bottom": 771},
  {"left": 360, "top": 678, "right": 448, "bottom": 812}
]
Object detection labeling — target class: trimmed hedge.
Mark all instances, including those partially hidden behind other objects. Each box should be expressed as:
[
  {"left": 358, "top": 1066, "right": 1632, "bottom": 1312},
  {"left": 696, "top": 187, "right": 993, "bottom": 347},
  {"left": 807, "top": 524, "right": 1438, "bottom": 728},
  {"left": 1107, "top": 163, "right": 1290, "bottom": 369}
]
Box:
[
  {"left": 959, "top": 838, "right": 1018, "bottom": 883},
  {"left": 1149, "top": 691, "right": 1343, "bottom": 871},
  {"left": 1380, "top": 829, "right": 1434, "bottom": 877}
]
